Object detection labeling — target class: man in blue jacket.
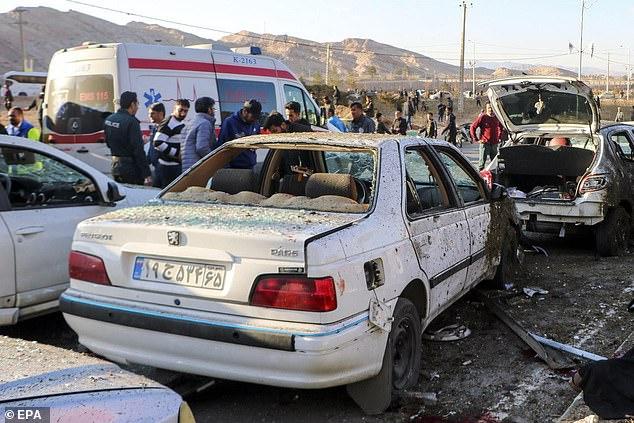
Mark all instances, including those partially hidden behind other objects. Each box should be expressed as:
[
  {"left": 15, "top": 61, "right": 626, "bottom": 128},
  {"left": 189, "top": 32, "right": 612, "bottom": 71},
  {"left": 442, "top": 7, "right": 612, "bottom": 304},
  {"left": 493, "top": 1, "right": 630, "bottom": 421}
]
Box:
[{"left": 218, "top": 99, "right": 261, "bottom": 169}]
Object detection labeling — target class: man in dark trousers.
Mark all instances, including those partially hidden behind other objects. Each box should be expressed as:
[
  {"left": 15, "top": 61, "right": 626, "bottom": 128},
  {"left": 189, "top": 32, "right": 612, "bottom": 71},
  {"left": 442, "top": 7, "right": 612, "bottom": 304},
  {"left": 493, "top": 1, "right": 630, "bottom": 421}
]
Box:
[
  {"left": 418, "top": 112, "right": 437, "bottom": 138},
  {"left": 152, "top": 99, "right": 190, "bottom": 188},
  {"left": 470, "top": 102, "right": 504, "bottom": 170},
  {"left": 218, "top": 99, "right": 262, "bottom": 169},
  {"left": 3, "top": 83, "right": 13, "bottom": 111},
  {"left": 146, "top": 102, "right": 165, "bottom": 187},
  {"left": 104, "top": 91, "right": 151, "bottom": 185},
  {"left": 441, "top": 106, "right": 457, "bottom": 146},
  {"left": 391, "top": 110, "right": 407, "bottom": 135}
]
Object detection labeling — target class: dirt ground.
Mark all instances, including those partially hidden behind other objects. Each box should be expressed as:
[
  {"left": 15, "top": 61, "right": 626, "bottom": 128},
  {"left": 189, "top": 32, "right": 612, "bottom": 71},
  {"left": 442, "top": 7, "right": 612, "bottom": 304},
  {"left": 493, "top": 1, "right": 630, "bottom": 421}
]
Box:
[{"left": 1, "top": 233, "right": 632, "bottom": 422}]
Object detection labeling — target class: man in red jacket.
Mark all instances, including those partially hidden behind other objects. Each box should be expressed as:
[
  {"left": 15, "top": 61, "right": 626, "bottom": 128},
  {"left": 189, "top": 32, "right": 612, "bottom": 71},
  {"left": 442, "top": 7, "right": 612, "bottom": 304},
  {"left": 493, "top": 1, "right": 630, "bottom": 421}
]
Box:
[{"left": 470, "top": 102, "right": 504, "bottom": 170}]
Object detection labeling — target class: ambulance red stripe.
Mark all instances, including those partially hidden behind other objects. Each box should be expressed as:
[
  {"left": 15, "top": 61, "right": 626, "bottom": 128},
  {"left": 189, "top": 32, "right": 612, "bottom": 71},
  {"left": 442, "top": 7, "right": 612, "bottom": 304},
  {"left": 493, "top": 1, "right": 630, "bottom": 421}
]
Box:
[{"left": 128, "top": 58, "right": 296, "bottom": 80}]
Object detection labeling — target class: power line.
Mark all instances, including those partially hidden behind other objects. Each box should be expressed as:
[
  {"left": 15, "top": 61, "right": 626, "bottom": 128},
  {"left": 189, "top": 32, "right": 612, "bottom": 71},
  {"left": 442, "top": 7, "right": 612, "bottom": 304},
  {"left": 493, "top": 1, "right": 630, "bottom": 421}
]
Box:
[{"left": 65, "top": 0, "right": 574, "bottom": 64}]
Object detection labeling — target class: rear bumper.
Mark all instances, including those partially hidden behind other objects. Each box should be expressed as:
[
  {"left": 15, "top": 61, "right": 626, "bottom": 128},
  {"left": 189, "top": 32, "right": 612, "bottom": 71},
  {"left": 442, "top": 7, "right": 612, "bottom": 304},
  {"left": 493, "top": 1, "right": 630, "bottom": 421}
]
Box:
[
  {"left": 516, "top": 200, "right": 604, "bottom": 226},
  {"left": 60, "top": 290, "right": 387, "bottom": 389}
]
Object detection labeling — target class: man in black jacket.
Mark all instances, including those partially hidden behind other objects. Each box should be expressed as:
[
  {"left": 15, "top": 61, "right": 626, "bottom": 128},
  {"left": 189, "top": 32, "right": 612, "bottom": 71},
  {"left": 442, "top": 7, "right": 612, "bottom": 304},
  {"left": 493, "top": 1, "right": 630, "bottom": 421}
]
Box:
[
  {"left": 391, "top": 110, "right": 407, "bottom": 135},
  {"left": 104, "top": 92, "right": 151, "bottom": 185},
  {"left": 285, "top": 101, "right": 311, "bottom": 126},
  {"left": 263, "top": 112, "right": 312, "bottom": 133}
]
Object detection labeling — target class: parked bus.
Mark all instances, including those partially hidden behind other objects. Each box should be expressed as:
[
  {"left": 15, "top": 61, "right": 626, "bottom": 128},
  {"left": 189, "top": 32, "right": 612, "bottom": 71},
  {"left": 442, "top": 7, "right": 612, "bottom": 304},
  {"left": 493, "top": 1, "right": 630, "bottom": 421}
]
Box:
[
  {"left": 43, "top": 42, "right": 321, "bottom": 174},
  {"left": 2, "top": 71, "right": 47, "bottom": 97}
]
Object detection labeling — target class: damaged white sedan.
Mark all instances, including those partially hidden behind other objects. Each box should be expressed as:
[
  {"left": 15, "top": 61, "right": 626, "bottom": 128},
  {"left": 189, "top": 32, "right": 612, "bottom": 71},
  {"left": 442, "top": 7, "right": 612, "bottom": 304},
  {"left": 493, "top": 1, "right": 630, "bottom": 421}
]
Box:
[{"left": 60, "top": 133, "right": 518, "bottom": 413}]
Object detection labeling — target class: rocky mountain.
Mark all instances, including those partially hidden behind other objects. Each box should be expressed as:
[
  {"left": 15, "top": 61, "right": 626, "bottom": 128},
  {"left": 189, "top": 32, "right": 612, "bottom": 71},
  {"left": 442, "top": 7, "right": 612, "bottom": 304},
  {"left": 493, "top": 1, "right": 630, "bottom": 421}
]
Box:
[
  {"left": 0, "top": 6, "right": 576, "bottom": 83},
  {"left": 218, "top": 31, "right": 494, "bottom": 80}
]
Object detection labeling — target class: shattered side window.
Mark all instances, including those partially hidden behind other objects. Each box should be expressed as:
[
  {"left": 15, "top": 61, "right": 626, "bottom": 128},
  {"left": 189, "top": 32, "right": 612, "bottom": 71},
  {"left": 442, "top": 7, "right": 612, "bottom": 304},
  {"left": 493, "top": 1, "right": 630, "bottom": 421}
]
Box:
[{"left": 324, "top": 151, "right": 374, "bottom": 181}]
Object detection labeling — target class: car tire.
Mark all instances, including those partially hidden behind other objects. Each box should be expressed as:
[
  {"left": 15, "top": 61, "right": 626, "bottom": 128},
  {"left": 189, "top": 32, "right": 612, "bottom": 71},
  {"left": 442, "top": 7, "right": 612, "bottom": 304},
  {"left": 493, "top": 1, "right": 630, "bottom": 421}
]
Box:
[
  {"left": 346, "top": 298, "right": 421, "bottom": 414},
  {"left": 490, "top": 227, "right": 519, "bottom": 289},
  {"left": 595, "top": 206, "right": 631, "bottom": 257}
]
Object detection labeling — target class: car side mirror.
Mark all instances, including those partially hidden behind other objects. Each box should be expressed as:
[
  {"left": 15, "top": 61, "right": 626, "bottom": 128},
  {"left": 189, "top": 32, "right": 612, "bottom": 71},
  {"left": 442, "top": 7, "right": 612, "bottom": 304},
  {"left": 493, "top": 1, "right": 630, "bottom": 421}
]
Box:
[
  {"left": 490, "top": 183, "right": 508, "bottom": 201},
  {"left": 107, "top": 181, "right": 126, "bottom": 203}
]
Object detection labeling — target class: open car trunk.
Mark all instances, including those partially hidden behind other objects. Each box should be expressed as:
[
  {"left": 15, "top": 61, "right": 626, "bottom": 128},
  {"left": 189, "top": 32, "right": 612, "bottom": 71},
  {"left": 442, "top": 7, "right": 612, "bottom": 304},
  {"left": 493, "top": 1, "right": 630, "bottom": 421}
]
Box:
[{"left": 498, "top": 144, "right": 595, "bottom": 200}]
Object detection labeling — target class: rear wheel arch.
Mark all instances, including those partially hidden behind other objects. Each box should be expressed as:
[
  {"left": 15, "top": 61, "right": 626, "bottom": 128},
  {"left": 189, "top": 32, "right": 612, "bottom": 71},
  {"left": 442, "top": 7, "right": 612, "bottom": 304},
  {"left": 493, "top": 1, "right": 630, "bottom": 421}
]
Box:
[{"left": 399, "top": 278, "right": 428, "bottom": 321}]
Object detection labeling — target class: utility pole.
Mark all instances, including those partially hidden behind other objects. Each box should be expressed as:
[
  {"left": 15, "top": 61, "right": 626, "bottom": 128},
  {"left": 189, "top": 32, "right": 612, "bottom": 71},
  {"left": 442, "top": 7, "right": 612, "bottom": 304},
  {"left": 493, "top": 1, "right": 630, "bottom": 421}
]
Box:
[
  {"left": 13, "top": 8, "right": 28, "bottom": 71},
  {"left": 627, "top": 50, "right": 631, "bottom": 101},
  {"left": 325, "top": 43, "right": 331, "bottom": 86},
  {"left": 578, "top": 0, "right": 585, "bottom": 79},
  {"left": 471, "top": 41, "right": 476, "bottom": 97},
  {"left": 606, "top": 52, "right": 610, "bottom": 93},
  {"left": 458, "top": 1, "right": 468, "bottom": 114}
]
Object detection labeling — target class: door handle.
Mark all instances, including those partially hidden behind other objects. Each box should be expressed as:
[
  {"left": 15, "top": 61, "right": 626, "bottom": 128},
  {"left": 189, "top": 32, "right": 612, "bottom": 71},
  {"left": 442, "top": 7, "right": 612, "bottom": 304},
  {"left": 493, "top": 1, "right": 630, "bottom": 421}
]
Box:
[
  {"left": 15, "top": 226, "right": 45, "bottom": 236},
  {"left": 77, "top": 147, "right": 89, "bottom": 153}
]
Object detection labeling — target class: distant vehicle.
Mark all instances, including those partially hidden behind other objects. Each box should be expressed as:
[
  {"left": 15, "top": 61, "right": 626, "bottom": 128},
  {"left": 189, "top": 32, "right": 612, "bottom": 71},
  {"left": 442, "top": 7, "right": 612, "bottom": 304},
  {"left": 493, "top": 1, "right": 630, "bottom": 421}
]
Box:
[
  {"left": 0, "top": 135, "right": 158, "bottom": 325},
  {"left": 599, "top": 91, "right": 615, "bottom": 99},
  {"left": 43, "top": 42, "right": 321, "bottom": 175},
  {"left": 483, "top": 76, "right": 634, "bottom": 256},
  {"left": 2, "top": 71, "right": 47, "bottom": 97},
  {"left": 429, "top": 91, "right": 452, "bottom": 100},
  {"left": 61, "top": 132, "right": 519, "bottom": 414}
]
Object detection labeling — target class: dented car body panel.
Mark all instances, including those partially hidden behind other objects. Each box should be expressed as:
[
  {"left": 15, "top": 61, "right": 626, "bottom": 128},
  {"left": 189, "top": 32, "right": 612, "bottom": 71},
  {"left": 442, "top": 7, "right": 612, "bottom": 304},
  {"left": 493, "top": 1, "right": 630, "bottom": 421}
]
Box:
[{"left": 61, "top": 133, "right": 515, "bottom": 390}]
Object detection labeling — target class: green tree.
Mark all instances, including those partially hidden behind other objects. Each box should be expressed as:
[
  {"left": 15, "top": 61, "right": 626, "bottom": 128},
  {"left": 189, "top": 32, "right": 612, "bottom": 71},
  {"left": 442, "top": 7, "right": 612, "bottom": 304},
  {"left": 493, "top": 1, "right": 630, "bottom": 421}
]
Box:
[{"left": 365, "top": 65, "right": 378, "bottom": 79}]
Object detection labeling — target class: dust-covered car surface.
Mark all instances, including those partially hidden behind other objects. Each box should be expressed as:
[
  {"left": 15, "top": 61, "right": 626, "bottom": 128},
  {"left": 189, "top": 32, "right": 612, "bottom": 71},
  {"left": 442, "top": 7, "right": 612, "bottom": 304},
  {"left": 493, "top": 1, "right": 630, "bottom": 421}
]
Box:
[
  {"left": 59, "top": 132, "right": 519, "bottom": 413},
  {"left": 0, "top": 336, "right": 193, "bottom": 422},
  {"left": 0, "top": 135, "right": 158, "bottom": 326},
  {"left": 483, "top": 76, "right": 634, "bottom": 256}
]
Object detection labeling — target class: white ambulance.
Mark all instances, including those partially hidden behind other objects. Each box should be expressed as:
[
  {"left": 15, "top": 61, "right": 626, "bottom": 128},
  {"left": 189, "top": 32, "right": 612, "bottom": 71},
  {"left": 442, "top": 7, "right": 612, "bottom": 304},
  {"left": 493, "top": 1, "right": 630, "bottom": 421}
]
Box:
[{"left": 43, "top": 43, "right": 322, "bottom": 174}]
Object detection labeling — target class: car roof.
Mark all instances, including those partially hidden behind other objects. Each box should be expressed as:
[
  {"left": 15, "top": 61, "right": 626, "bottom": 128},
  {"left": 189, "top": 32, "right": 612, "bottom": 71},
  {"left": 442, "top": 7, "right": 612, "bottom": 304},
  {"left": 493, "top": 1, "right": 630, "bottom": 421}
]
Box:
[
  {"left": 226, "top": 132, "right": 404, "bottom": 149},
  {"left": 225, "top": 133, "right": 459, "bottom": 150},
  {"left": 600, "top": 122, "right": 634, "bottom": 131}
]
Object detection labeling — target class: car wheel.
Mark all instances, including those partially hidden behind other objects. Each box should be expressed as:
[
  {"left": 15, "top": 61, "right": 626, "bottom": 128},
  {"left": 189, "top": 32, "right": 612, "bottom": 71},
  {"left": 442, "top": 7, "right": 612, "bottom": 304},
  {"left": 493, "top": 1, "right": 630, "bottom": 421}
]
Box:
[
  {"left": 346, "top": 298, "right": 421, "bottom": 414},
  {"left": 595, "top": 206, "right": 631, "bottom": 256},
  {"left": 489, "top": 227, "right": 519, "bottom": 289}
]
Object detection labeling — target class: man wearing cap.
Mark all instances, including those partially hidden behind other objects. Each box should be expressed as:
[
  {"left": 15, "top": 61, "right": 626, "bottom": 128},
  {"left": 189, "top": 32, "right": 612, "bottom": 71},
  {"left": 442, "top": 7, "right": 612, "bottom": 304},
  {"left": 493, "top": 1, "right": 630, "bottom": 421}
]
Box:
[
  {"left": 104, "top": 91, "right": 151, "bottom": 185},
  {"left": 218, "top": 99, "right": 262, "bottom": 169}
]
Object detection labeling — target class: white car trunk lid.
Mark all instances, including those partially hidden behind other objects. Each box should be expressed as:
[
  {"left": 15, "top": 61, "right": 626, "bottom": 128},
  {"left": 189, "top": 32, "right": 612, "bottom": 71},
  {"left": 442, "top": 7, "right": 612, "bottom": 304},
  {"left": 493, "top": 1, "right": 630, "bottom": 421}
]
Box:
[
  {"left": 76, "top": 202, "right": 362, "bottom": 303},
  {"left": 486, "top": 77, "right": 599, "bottom": 135}
]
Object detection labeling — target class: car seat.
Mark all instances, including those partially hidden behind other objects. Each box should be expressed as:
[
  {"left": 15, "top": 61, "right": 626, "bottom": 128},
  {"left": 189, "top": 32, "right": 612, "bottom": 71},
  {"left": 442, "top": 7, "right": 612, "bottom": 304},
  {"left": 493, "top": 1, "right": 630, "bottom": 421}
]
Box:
[
  {"left": 305, "top": 173, "right": 358, "bottom": 201},
  {"left": 210, "top": 168, "right": 256, "bottom": 194}
]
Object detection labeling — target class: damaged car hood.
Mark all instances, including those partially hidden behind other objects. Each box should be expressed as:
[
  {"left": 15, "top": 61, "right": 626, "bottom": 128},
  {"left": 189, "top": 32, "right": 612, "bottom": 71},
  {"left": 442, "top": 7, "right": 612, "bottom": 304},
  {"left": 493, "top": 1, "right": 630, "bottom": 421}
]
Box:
[{"left": 485, "top": 77, "right": 599, "bottom": 135}]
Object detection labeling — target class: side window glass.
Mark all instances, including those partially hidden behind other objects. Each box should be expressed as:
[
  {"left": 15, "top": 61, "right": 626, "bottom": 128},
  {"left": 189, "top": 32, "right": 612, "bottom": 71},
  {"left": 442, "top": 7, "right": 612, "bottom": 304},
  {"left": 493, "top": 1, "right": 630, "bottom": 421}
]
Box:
[
  {"left": 435, "top": 148, "right": 485, "bottom": 203},
  {"left": 217, "top": 79, "right": 276, "bottom": 124},
  {"left": 303, "top": 93, "right": 319, "bottom": 125},
  {"left": 404, "top": 148, "right": 448, "bottom": 216},
  {"left": 0, "top": 147, "right": 98, "bottom": 208},
  {"left": 611, "top": 132, "right": 633, "bottom": 160},
  {"left": 285, "top": 84, "right": 319, "bottom": 124}
]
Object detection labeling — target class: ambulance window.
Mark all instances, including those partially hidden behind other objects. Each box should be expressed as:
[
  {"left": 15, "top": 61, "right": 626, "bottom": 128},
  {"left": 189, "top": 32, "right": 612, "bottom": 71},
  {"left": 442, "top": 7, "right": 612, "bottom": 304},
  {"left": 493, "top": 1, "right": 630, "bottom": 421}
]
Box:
[
  {"left": 217, "top": 79, "right": 276, "bottom": 124},
  {"left": 284, "top": 85, "right": 319, "bottom": 126}
]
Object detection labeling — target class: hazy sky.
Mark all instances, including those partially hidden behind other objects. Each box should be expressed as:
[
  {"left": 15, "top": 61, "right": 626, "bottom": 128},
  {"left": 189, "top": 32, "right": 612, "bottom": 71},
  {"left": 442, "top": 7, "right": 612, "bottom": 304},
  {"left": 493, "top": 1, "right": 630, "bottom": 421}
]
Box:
[{"left": 2, "top": 0, "right": 632, "bottom": 72}]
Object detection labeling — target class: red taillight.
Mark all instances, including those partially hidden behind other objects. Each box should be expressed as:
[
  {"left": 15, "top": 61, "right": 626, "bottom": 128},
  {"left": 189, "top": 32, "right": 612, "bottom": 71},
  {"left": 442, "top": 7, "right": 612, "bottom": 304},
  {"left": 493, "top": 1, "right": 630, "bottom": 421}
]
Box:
[
  {"left": 250, "top": 276, "right": 337, "bottom": 312},
  {"left": 480, "top": 169, "right": 493, "bottom": 191},
  {"left": 69, "top": 251, "right": 111, "bottom": 285}
]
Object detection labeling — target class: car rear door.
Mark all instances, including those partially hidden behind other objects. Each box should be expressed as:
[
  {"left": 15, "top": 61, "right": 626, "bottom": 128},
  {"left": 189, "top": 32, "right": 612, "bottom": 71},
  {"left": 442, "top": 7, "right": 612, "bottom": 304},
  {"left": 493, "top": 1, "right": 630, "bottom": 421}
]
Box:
[
  {"left": 0, "top": 145, "right": 111, "bottom": 307},
  {"left": 401, "top": 143, "right": 471, "bottom": 314},
  {"left": 0, "top": 183, "right": 15, "bottom": 301},
  {"left": 611, "top": 129, "right": 634, "bottom": 200},
  {"left": 432, "top": 145, "right": 492, "bottom": 288}
]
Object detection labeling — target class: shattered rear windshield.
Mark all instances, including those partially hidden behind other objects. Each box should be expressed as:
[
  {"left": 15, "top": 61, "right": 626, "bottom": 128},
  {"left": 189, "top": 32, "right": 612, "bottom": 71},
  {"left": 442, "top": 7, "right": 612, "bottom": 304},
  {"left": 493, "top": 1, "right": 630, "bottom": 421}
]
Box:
[
  {"left": 161, "top": 145, "right": 377, "bottom": 214},
  {"left": 498, "top": 90, "right": 593, "bottom": 126}
]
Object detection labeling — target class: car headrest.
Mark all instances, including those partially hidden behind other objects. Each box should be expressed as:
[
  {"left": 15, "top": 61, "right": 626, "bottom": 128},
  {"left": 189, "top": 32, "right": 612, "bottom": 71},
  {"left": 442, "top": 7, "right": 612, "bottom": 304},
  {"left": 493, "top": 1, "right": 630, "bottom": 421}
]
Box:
[
  {"left": 306, "top": 173, "right": 358, "bottom": 201},
  {"left": 210, "top": 168, "right": 256, "bottom": 195}
]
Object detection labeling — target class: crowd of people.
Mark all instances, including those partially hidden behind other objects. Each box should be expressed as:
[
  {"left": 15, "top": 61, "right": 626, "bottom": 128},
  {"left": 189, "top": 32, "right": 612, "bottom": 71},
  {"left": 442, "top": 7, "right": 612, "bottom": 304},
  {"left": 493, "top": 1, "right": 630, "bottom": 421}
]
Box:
[{"left": 0, "top": 84, "right": 507, "bottom": 186}]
